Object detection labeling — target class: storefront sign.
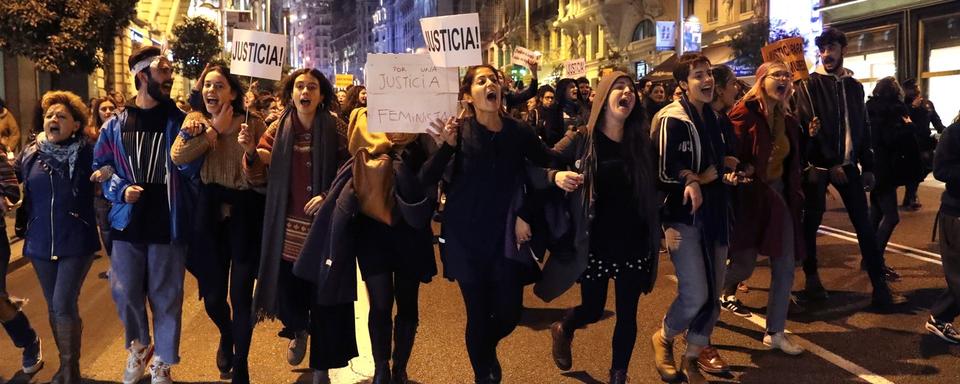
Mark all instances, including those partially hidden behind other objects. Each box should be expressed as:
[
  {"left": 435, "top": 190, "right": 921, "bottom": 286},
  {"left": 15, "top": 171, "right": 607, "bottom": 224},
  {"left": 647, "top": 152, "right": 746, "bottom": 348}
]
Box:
[
  {"left": 365, "top": 54, "right": 460, "bottom": 133},
  {"left": 335, "top": 74, "right": 354, "bottom": 89},
  {"left": 419, "top": 13, "right": 482, "bottom": 67},
  {"left": 230, "top": 29, "right": 286, "bottom": 80},
  {"left": 682, "top": 17, "right": 702, "bottom": 53},
  {"left": 656, "top": 21, "right": 676, "bottom": 51},
  {"left": 762, "top": 37, "right": 810, "bottom": 81},
  {"left": 511, "top": 46, "right": 541, "bottom": 69},
  {"left": 564, "top": 58, "right": 587, "bottom": 78}
]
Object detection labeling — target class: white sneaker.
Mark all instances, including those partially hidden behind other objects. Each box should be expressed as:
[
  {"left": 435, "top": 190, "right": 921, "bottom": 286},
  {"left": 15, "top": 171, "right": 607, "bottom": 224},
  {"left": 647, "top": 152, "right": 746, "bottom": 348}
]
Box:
[
  {"left": 763, "top": 332, "right": 804, "bottom": 355},
  {"left": 150, "top": 358, "right": 173, "bottom": 384},
  {"left": 123, "top": 342, "right": 154, "bottom": 384}
]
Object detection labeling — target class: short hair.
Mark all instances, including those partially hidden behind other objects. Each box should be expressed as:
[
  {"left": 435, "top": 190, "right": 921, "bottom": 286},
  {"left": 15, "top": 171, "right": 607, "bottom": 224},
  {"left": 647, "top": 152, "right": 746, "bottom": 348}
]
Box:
[
  {"left": 711, "top": 65, "right": 736, "bottom": 88},
  {"left": 279, "top": 68, "right": 337, "bottom": 112},
  {"left": 41, "top": 90, "right": 89, "bottom": 126},
  {"left": 815, "top": 28, "right": 847, "bottom": 50},
  {"left": 129, "top": 46, "right": 163, "bottom": 90},
  {"left": 575, "top": 77, "right": 590, "bottom": 86},
  {"left": 673, "top": 53, "right": 712, "bottom": 83}
]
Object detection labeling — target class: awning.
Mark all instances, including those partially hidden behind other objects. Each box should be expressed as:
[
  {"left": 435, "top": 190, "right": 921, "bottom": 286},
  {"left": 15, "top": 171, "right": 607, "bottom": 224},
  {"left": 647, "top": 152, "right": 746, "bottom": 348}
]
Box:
[{"left": 643, "top": 54, "right": 677, "bottom": 81}]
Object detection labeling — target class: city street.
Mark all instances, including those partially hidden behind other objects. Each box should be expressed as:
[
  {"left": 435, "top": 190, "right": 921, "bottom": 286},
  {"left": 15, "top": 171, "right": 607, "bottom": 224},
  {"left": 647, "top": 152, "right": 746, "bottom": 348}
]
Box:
[{"left": 0, "top": 179, "right": 957, "bottom": 384}]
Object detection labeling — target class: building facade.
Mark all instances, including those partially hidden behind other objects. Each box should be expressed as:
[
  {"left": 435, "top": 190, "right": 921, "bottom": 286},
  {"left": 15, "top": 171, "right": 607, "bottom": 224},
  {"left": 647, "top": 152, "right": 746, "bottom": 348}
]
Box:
[{"left": 289, "top": 0, "right": 334, "bottom": 74}]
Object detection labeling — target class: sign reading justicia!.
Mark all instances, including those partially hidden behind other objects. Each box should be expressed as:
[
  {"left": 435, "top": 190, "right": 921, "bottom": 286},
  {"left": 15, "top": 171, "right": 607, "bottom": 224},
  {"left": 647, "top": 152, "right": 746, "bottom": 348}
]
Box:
[
  {"left": 230, "top": 29, "right": 287, "bottom": 81},
  {"left": 419, "top": 13, "right": 482, "bottom": 67}
]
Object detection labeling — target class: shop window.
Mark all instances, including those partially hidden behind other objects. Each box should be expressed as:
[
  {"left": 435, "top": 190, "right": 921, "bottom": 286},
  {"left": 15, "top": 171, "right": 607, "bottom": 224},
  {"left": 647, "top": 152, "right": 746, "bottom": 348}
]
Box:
[
  {"left": 922, "top": 14, "right": 960, "bottom": 127},
  {"left": 844, "top": 26, "right": 897, "bottom": 100},
  {"left": 633, "top": 20, "right": 655, "bottom": 41}
]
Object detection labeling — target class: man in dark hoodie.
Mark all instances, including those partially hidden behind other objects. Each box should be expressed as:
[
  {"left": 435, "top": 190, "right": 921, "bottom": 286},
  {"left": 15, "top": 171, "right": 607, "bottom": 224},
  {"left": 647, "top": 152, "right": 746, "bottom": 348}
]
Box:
[
  {"left": 925, "top": 115, "right": 960, "bottom": 344},
  {"left": 793, "top": 27, "right": 904, "bottom": 308}
]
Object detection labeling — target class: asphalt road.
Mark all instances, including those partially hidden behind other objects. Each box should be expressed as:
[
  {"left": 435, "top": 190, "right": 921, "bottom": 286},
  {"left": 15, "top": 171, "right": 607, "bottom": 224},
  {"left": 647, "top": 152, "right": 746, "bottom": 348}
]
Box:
[{"left": 1, "top": 179, "right": 956, "bottom": 384}]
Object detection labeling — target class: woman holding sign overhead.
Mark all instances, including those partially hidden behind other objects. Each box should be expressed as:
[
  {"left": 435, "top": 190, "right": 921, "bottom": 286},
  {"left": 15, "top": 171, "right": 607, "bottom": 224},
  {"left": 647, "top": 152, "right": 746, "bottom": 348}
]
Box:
[
  {"left": 419, "top": 64, "right": 562, "bottom": 384},
  {"left": 243, "top": 68, "right": 352, "bottom": 384},
  {"left": 170, "top": 65, "right": 267, "bottom": 383}
]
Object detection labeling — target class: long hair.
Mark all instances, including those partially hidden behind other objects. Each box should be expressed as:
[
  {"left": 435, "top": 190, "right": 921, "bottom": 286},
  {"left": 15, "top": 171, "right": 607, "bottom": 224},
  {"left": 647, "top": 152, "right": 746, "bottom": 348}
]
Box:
[
  {"left": 195, "top": 64, "right": 247, "bottom": 118},
  {"left": 280, "top": 68, "right": 338, "bottom": 113},
  {"left": 340, "top": 85, "right": 366, "bottom": 120},
  {"left": 555, "top": 78, "right": 579, "bottom": 110},
  {"left": 86, "top": 96, "right": 119, "bottom": 141},
  {"left": 739, "top": 61, "right": 792, "bottom": 117},
  {"left": 459, "top": 64, "right": 500, "bottom": 116}
]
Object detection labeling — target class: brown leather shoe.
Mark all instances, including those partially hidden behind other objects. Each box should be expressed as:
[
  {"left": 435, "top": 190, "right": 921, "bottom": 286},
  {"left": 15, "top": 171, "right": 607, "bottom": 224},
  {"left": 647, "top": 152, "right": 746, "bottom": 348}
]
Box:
[
  {"left": 550, "top": 321, "right": 573, "bottom": 371},
  {"left": 651, "top": 331, "right": 678, "bottom": 382},
  {"left": 680, "top": 355, "right": 707, "bottom": 384},
  {"left": 697, "top": 345, "right": 728, "bottom": 375}
]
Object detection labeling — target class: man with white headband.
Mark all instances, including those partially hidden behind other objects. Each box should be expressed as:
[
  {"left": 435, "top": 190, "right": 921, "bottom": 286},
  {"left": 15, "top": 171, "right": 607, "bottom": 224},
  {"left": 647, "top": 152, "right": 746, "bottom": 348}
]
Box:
[{"left": 92, "top": 45, "right": 201, "bottom": 384}]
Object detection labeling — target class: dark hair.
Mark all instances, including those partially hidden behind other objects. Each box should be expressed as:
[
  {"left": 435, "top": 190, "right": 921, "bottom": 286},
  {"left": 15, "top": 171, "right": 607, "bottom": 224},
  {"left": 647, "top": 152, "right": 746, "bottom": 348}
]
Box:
[
  {"left": 196, "top": 65, "right": 246, "bottom": 118},
  {"left": 711, "top": 65, "right": 736, "bottom": 88},
  {"left": 459, "top": 65, "right": 500, "bottom": 114},
  {"left": 637, "top": 79, "right": 652, "bottom": 90},
  {"left": 279, "top": 68, "right": 337, "bottom": 113},
  {"left": 871, "top": 76, "right": 904, "bottom": 102},
  {"left": 340, "top": 85, "right": 367, "bottom": 120},
  {"left": 537, "top": 85, "right": 555, "bottom": 99},
  {"left": 128, "top": 46, "right": 162, "bottom": 90},
  {"left": 0, "top": 97, "right": 5, "bottom": 111},
  {"left": 902, "top": 78, "right": 920, "bottom": 103},
  {"left": 575, "top": 77, "right": 590, "bottom": 86},
  {"left": 815, "top": 27, "right": 847, "bottom": 50},
  {"left": 89, "top": 97, "right": 117, "bottom": 129},
  {"left": 673, "top": 53, "right": 712, "bottom": 83},
  {"left": 555, "top": 78, "right": 579, "bottom": 108}
]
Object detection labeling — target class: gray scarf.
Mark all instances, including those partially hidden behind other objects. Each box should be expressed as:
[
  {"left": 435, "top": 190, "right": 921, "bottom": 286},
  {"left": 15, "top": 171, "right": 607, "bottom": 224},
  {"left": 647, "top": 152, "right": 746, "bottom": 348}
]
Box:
[{"left": 37, "top": 132, "right": 81, "bottom": 177}]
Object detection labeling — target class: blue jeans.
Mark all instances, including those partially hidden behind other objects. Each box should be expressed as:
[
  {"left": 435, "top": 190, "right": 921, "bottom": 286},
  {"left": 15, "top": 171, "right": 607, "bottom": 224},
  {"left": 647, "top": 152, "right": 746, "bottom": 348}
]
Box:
[
  {"left": 662, "top": 222, "right": 727, "bottom": 348},
  {"left": 31, "top": 254, "right": 94, "bottom": 324},
  {"left": 110, "top": 241, "right": 186, "bottom": 364}
]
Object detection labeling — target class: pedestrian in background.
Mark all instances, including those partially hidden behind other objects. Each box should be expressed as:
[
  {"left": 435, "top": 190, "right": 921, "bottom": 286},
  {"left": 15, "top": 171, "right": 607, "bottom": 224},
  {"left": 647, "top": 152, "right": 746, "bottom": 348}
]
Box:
[
  {"left": 539, "top": 71, "right": 660, "bottom": 384},
  {"left": 339, "top": 85, "right": 366, "bottom": 122},
  {"left": 925, "top": 110, "right": 960, "bottom": 343},
  {"left": 17, "top": 90, "right": 100, "bottom": 383},
  {"left": 901, "top": 78, "right": 946, "bottom": 211},
  {"left": 555, "top": 78, "right": 585, "bottom": 133},
  {"left": 87, "top": 94, "right": 121, "bottom": 268},
  {"left": 575, "top": 77, "right": 592, "bottom": 116},
  {"left": 644, "top": 83, "right": 668, "bottom": 120},
  {"left": 0, "top": 97, "right": 22, "bottom": 155},
  {"left": 171, "top": 64, "right": 268, "bottom": 384}
]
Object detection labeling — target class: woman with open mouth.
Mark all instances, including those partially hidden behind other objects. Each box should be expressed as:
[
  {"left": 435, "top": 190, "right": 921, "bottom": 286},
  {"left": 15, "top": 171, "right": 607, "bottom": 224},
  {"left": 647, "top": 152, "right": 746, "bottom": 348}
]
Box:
[
  {"left": 724, "top": 61, "right": 805, "bottom": 356},
  {"left": 18, "top": 90, "right": 100, "bottom": 383},
  {"left": 244, "top": 68, "right": 353, "bottom": 384},
  {"left": 536, "top": 71, "right": 661, "bottom": 384},
  {"left": 170, "top": 64, "right": 268, "bottom": 383},
  {"left": 419, "top": 64, "right": 562, "bottom": 384}
]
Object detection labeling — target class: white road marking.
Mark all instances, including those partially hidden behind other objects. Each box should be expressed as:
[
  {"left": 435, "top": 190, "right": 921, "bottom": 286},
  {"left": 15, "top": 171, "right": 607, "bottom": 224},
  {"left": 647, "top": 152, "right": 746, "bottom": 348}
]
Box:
[
  {"left": 817, "top": 227, "right": 942, "bottom": 266},
  {"left": 820, "top": 225, "right": 941, "bottom": 259}
]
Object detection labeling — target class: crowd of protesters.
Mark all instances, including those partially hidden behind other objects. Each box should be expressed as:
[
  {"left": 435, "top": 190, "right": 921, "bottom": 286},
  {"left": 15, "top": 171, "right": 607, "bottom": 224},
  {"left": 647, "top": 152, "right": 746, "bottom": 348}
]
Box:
[{"left": 0, "top": 26, "right": 959, "bottom": 384}]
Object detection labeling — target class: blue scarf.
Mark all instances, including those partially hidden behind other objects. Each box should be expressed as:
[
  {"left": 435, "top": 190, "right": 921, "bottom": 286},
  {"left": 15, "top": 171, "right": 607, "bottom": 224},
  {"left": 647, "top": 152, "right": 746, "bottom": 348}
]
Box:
[{"left": 37, "top": 132, "right": 81, "bottom": 177}]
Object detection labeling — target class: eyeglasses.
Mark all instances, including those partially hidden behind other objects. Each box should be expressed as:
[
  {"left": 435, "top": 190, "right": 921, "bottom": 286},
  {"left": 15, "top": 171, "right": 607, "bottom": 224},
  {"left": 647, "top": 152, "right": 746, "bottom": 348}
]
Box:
[{"left": 768, "top": 71, "right": 792, "bottom": 81}]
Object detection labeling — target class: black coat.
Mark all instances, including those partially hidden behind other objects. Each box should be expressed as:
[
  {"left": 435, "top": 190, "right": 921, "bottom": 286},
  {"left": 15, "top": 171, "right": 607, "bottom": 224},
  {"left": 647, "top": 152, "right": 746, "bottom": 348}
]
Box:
[{"left": 866, "top": 96, "right": 922, "bottom": 188}]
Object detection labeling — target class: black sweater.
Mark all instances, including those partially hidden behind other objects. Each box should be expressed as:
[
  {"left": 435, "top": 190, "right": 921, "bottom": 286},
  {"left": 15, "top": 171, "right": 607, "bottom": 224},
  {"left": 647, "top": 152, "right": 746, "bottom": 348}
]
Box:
[{"left": 935, "top": 122, "right": 960, "bottom": 216}]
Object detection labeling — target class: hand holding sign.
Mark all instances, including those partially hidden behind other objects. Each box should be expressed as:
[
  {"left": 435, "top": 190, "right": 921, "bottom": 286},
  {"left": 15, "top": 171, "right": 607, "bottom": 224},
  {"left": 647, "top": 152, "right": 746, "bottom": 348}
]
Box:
[
  {"left": 238, "top": 122, "right": 256, "bottom": 154},
  {"left": 511, "top": 47, "right": 541, "bottom": 70},
  {"left": 365, "top": 53, "right": 460, "bottom": 133}
]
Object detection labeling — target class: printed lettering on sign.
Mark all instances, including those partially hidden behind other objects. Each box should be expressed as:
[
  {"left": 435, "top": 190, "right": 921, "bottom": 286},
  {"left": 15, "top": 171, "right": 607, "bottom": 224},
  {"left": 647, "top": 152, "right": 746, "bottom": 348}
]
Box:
[
  {"left": 419, "top": 13, "right": 483, "bottom": 67},
  {"left": 511, "top": 46, "right": 541, "bottom": 69},
  {"left": 230, "top": 29, "right": 287, "bottom": 80},
  {"left": 365, "top": 53, "right": 460, "bottom": 133},
  {"left": 335, "top": 74, "right": 354, "bottom": 89}
]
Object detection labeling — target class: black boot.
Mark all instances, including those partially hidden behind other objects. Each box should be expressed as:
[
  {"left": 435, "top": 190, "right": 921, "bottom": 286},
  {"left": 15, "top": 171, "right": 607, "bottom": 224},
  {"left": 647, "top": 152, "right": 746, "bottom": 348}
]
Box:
[
  {"left": 50, "top": 319, "right": 81, "bottom": 384},
  {"left": 391, "top": 318, "right": 417, "bottom": 384},
  {"left": 231, "top": 357, "right": 249, "bottom": 384},
  {"left": 609, "top": 369, "right": 628, "bottom": 384},
  {"left": 217, "top": 333, "right": 234, "bottom": 378},
  {"left": 488, "top": 352, "right": 501, "bottom": 384},
  {"left": 372, "top": 364, "right": 391, "bottom": 384}
]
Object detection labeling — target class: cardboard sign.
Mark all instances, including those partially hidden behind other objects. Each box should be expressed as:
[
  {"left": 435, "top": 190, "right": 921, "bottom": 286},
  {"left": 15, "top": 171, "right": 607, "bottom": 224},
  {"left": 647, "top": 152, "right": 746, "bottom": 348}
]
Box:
[
  {"left": 365, "top": 54, "right": 460, "bottom": 133},
  {"left": 656, "top": 21, "right": 676, "bottom": 51},
  {"left": 420, "top": 13, "right": 482, "bottom": 67},
  {"left": 511, "top": 46, "right": 541, "bottom": 69},
  {"left": 564, "top": 58, "right": 587, "bottom": 78},
  {"left": 335, "top": 74, "right": 354, "bottom": 89},
  {"left": 761, "top": 37, "right": 809, "bottom": 81},
  {"left": 230, "top": 29, "right": 286, "bottom": 80}
]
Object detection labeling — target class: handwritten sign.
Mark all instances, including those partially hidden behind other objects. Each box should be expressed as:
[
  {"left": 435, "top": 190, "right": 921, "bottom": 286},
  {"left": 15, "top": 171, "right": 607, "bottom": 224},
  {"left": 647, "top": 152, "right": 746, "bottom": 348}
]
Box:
[
  {"left": 419, "top": 13, "right": 482, "bottom": 67},
  {"left": 365, "top": 54, "right": 460, "bottom": 133},
  {"left": 230, "top": 29, "right": 286, "bottom": 80},
  {"left": 335, "top": 74, "right": 354, "bottom": 89},
  {"left": 761, "top": 37, "right": 809, "bottom": 81},
  {"left": 511, "top": 46, "right": 541, "bottom": 69},
  {"left": 564, "top": 58, "right": 587, "bottom": 78},
  {"left": 656, "top": 21, "right": 675, "bottom": 51}
]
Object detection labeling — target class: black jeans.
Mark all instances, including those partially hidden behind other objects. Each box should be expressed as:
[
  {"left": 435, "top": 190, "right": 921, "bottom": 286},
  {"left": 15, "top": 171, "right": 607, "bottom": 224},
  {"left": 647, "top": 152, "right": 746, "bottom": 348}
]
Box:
[
  {"left": 562, "top": 277, "right": 644, "bottom": 370},
  {"left": 870, "top": 186, "right": 900, "bottom": 257},
  {"left": 190, "top": 188, "right": 264, "bottom": 361},
  {"left": 365, "top": 271, "right": 420, "bottom": 364},
  {"left": 94, "top": 196, "right": 113, "bottom": 257},
  {"left": 802, "top": 166, "right": 887, "bottom": 291},
  {"left": 931, "top": 212, "right": 960, "bottom": 322},
  {"left": 457, "top": 260, "right": 525, "bottom": 379}
]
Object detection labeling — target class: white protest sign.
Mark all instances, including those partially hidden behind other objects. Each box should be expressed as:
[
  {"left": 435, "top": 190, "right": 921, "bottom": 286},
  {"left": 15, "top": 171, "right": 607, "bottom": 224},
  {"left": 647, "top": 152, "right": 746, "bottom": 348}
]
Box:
[
  {"left": 230, "top": 29, "right": 286, "bottom": 80},
  {"left": 365, "top": 54, "right": 460, "bottom": 133},
  {"left": 564, "top": 58, "right": 587, "bottom": 78},
  {"left": 420, "top": 13, "right": 482, "bottom": 67},
  {"left": 511, "top": 46, "right": 541, "bottom": 69}
]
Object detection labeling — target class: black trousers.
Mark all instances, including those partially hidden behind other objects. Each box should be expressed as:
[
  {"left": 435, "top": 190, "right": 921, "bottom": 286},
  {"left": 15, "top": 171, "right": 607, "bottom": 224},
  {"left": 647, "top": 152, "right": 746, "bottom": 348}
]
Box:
[
  {"left": 563, "top": 277, "right": 644, "bottom": 370},
  {"left": 189, "top": 188, "right": 264, "bottom": 362},
  {"left": 365, "top": 271, "right": 420, "bottom": 365},
  {"left": 801, "top": 166, "right": 886, "bottom": 291},
  {"left": 456, "top": 259, "right": 525, "bottom": 380},
  {"left": 931, "top": 212, "right": 960, "bottom": 322}
]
